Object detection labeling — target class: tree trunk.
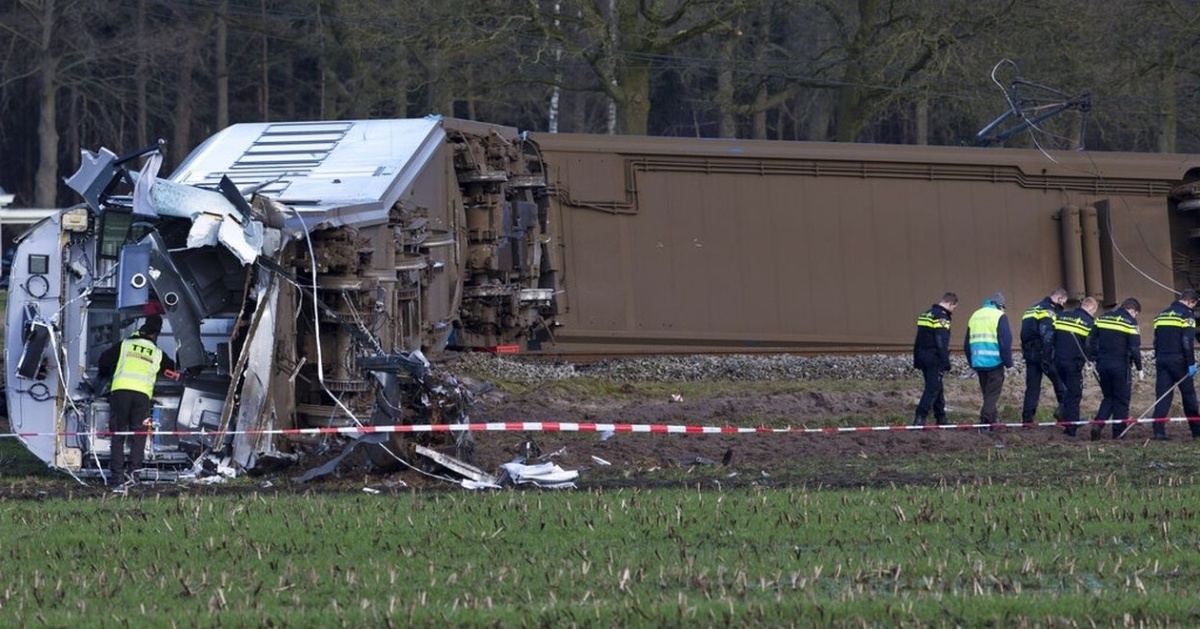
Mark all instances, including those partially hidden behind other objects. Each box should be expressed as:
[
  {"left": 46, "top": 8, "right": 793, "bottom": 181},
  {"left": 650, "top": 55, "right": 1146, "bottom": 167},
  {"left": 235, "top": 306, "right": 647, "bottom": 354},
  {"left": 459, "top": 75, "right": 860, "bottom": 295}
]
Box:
[
  {"left": 914, "top": 98, "right": 928, "bottom": 146},
  {"left": 604, "top": 0, "right": 618, "bottom": 134},
  {"left": 804, "top": 93, "right": 832, "bottom": 141},
  {"left": 34, "top": 0, "right": 59, "bottom": 209},
  {"left": 716, "top": 34, "right": 737, "bottom": 138},
  {"left": 548, "top": 0, "right": 563, "bottom": 133},
  {"left": 317, "top": 2, "right": 328, "bottom": 118},
  {"left": 260, "top": 0, "right": 269, "bottom": 121},
  {"left": 617, "top": 61, "right": 651, "bottom": 135},
  {"left": 135, "top": 0, "right": 148, "bottom": 149},
  {"left": 833, "top": 0, "right": 878, "bottom": 142},
  {"left": 834, "top": 75, "right": 869, "bottom": 142},
  {"left": 393, "top": 51, "right": 409, "bottom": 118},
  {"left": 216, "top": 0, "right": 229, "bottom": 130},
  {"left": 752, "top": 83, "right": 767, "bottom": 140},
  {"left": 1157, "top": 64, "right": 1177, "bottom": 153},
  {"left": 427, "top": 51, "right": 454, "bottom": 116},
  {"left": 172, "top": 37, "right": 196, "bottom": 166},
  {"left": 34, "top": 81, "right": 59, "bottom": 208}
]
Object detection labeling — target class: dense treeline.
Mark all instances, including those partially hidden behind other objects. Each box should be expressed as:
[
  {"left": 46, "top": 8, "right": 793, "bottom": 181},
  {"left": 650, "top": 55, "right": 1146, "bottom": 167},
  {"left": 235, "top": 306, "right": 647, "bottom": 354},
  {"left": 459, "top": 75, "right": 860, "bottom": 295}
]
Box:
[{"left": 1, "top": 0, "right": 1199, "bottom": 208}]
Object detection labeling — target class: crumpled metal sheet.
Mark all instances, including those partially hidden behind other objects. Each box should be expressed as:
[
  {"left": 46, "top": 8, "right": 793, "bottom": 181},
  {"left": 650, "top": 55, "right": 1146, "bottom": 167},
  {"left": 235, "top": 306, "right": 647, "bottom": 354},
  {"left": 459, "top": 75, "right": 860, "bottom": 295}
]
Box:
[
  {"left": 497, "top": 461, "right": 579, "bottom": 488},
  {"left": 136, "top": 175, "right": 264, "bottom": 264},
  {"left": 229, "top": 276, "right": 281, "bottom": 469}
]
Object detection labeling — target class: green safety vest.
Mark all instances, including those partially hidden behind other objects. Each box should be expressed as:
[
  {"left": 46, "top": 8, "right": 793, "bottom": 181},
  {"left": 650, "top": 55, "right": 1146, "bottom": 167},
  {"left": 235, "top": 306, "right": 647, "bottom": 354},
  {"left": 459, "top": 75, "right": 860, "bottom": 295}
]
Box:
[
  {"left": 110, "top": 336, "right": 162, "bottom": 397},
  {"left": 967, "top": 306, "right": 1004, "bottom": 369}
]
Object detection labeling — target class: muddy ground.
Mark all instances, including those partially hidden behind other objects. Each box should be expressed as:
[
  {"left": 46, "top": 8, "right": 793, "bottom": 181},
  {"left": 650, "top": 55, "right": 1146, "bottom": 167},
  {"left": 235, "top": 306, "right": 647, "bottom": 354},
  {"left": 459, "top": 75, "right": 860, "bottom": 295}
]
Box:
[
  {"left": 460, "top": 369, "right": 1168, "bottom": 486},
  {"left": 0, "top": 365, "right": 1190, "bottom": 498}
]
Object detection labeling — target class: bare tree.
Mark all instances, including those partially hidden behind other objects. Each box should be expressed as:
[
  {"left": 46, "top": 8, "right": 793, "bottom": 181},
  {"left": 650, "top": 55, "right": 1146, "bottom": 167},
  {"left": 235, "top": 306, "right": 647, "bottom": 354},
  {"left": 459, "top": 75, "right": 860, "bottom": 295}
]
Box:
[
  {"left": 710, "top": 0, "right": 803, "bottom": 139},
  {"left": 817, "top": 0, "right": 1015, "bottom": 142},
  {"left": 29, "top": 0, "right": 63, "bottom": 208},
  {"left": 531, "top": 0, "right": 751, "bottom": 135}
]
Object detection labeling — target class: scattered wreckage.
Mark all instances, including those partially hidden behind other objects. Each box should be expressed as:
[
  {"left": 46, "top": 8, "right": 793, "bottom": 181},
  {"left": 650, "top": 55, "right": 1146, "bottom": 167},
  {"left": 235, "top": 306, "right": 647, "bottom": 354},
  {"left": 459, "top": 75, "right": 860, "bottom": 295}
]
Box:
[{"left": 4, "top": 117, "right": 561, "bottom": 484}]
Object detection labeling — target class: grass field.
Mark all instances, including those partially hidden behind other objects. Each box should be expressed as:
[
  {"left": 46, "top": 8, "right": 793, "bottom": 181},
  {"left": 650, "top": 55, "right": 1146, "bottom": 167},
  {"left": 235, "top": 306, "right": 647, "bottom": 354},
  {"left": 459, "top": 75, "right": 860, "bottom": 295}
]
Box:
[
  {"left": 3, "top": 335, "right": 1200, "bottom": 624},
  {"left": 2, "top": 473, "right": 1200, "bottom": 626}
]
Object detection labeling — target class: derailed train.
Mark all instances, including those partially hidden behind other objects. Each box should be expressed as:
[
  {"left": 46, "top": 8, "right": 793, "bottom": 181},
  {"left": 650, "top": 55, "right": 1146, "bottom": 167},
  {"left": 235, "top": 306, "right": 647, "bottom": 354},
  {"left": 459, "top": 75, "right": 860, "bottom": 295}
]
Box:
[{"left": 6, "top": 116, "right": 1200, "bottom": 478}]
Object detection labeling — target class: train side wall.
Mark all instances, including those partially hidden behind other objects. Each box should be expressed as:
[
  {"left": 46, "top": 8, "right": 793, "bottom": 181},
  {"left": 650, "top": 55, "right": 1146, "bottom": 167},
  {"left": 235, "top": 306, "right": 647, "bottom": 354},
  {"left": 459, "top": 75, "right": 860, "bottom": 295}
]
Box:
[{"left": 534, "top": 135, "right": 1189, "bottom": 353}]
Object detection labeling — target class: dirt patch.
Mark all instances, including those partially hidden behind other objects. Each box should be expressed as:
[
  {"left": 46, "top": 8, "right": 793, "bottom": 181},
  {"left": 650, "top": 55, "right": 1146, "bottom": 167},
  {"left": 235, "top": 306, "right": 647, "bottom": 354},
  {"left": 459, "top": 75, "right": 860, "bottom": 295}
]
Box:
[
  {"left": 459, "top": 371, "right": 1136, "bottom": 483},
  {"left": 0, "top": 366, "right": 1180, "bottom": 498}
]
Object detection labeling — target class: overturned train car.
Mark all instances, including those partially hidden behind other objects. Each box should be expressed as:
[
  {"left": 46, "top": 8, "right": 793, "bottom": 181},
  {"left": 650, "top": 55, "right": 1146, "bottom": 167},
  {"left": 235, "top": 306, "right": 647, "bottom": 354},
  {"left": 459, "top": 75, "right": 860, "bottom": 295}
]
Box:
[{"left": 5, "top": 116, "right": 1199, "bottom": 477}]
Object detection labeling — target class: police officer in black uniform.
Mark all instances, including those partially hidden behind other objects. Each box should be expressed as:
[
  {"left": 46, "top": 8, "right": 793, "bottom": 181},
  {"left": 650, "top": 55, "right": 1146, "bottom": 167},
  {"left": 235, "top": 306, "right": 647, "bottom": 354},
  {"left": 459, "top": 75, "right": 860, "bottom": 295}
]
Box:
[
  {"left": 1053, "top": 296, "right": 1098, "bottom": 436},
  {"left": 1091, "top": 298, "right": 1142, "bottom": 440},
  {"left": 1151, "top": 289, "right": 1200, "bottom": 440},
  {"left": 1020, "top": 288, "right": 1069, "bottom": 424},
  {"left": 912, "top": 292, "right": 958, "bottom": 426}
]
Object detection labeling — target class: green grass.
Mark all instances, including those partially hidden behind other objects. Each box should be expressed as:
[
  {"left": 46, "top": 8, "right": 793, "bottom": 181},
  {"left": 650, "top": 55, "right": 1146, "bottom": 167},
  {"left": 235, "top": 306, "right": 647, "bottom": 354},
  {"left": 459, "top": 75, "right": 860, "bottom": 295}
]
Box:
[
  {"left": 4, "top": 481, "right": 1200, "bottom": 626},
  {"left": 0, "top": 436, "right": 55, "bottom": 478},
  {"left": 3, "top": 354, "right": 1197, "bottom": 623}
]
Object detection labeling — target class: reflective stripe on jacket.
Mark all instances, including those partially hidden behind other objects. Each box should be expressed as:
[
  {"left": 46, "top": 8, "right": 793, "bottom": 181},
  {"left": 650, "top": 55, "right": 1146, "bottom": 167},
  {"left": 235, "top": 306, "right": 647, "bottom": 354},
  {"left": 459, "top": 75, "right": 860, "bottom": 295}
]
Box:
[
  {"left": 968, "top": 306, "right": 1004, "bottom": 369},
  {"left": 913, "top": 304, "right": 953, "bottom": 368},
  {"left": 1020, "top": 297, "right": 1058, "bottom": 345},
  {"left": 1095, "top": 309, "right": 1142, "bottom": 369},
  {"left": 1153, "top": 300, "right": 1196, "bottom": 363},
  {"left": 110, "top": 337, "right": 162, "bottom": 397},
  {"left": 1053, "top": 309, "right": 1095, "bottom": 364}
]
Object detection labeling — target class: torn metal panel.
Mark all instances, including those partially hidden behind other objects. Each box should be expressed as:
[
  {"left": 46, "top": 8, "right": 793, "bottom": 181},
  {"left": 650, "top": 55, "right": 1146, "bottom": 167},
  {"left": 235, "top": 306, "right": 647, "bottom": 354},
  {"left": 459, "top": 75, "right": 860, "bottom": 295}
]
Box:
[
  {"left": 65, "top": 147, "right": 121, "bottom": 210},
  {"left": 132, "top": 151, "right": 163, "bottom": 218},
  {"left": 141, "top": 232, "right": 214, "bottom": 370},
  {"left": 414, "top": 445, "right": 495, "bottom": 484},
  {"left": 227, "top": 274, "right": 282, "bottom": 470},
  {"left": 140, "top": 177, "right": 263, "bottom": 265}
]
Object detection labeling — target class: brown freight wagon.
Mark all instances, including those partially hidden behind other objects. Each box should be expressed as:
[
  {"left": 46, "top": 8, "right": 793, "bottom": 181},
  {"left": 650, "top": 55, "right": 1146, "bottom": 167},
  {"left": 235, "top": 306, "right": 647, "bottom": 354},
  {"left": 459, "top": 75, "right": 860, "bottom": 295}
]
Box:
[{"left": 531, "top": 132, "right": 1200, "bottom": 354}]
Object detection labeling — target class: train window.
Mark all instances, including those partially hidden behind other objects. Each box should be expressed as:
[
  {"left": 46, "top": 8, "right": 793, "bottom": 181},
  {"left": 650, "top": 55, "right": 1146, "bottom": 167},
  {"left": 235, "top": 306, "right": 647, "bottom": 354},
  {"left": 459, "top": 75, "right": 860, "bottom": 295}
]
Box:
[
  {"left": 27, "top": 254, "right": 49, "bottom": 275},
  {"left": 98, "top": 210, "right": 133, "bottom": 260}
]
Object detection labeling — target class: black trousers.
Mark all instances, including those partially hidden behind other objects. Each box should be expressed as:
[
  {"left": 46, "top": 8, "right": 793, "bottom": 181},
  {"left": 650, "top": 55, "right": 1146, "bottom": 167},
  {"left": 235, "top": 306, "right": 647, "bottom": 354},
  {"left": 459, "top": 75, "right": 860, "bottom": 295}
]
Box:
[
  {"left": 1153, "top": 358, "right": 1200, "bottom": 438},
  {"left": 1057, "top": 360, "right": 1084, "bottom": 435},
  {"left": 108, "top": 389, "right": 153, "bottom": 480},
  {"left": 914, "top": 365, "right": 947, "bottom": 424},
  {"left": 1022, "top": 358, "right": 1065, "bottom": 422},
  {"left": 976, "top": 368, "right": 1005, "bottom": 424},
  {"left": 1095, "top": 362, "right": 1131, "bottom": 437}
]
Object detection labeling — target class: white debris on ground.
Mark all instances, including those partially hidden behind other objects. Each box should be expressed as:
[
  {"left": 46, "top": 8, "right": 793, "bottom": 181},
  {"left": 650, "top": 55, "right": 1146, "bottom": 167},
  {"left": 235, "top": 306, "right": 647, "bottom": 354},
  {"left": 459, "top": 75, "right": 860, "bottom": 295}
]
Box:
[
  {"left": 497, "top": 461, "right": 579, "bottom": 489},
  {"left": 459, "top": 463, "right": 580, "bottom": 490},
  {"left": 414, "top": 444, "right": 581, "bottom": 490},
  {"left": 180, "top": 455, "right": 239, "bottom": 485}
]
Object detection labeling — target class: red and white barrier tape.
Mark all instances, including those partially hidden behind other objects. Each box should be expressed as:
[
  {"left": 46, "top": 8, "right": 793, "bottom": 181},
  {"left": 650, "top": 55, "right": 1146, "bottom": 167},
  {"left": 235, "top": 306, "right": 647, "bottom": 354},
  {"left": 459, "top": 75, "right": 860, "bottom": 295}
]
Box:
[{"left": 2, "top": 417, "right": 1200, "bottom": 439}]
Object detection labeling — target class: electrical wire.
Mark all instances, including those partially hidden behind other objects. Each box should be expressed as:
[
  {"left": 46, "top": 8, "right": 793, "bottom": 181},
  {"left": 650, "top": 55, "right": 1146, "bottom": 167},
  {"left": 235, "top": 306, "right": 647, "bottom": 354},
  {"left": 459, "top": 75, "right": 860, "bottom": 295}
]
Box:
[
  {"left": 289, "top": 207, "right": 364, "bottom": 428},
  {"left": 986, "top": 60, "right": 1180, "bottom": 298}
]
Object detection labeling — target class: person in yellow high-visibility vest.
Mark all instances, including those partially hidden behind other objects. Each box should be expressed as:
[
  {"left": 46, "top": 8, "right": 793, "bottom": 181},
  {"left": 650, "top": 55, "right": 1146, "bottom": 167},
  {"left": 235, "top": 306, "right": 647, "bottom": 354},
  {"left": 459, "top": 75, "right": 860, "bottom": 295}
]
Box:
[
  {"left": 963, "top": 292, "right": 1014, "bottom": 427},
  {"left": 98, "top": 314, "right": 176, "bottom": 486}
]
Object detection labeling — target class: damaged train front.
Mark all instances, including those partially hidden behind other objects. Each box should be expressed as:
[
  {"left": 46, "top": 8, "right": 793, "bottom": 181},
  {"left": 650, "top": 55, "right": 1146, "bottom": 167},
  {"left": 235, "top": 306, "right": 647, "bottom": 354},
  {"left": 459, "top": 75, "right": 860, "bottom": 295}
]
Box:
[{"left": 2, "top": 145, "right": 280, "bottom": 482}]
